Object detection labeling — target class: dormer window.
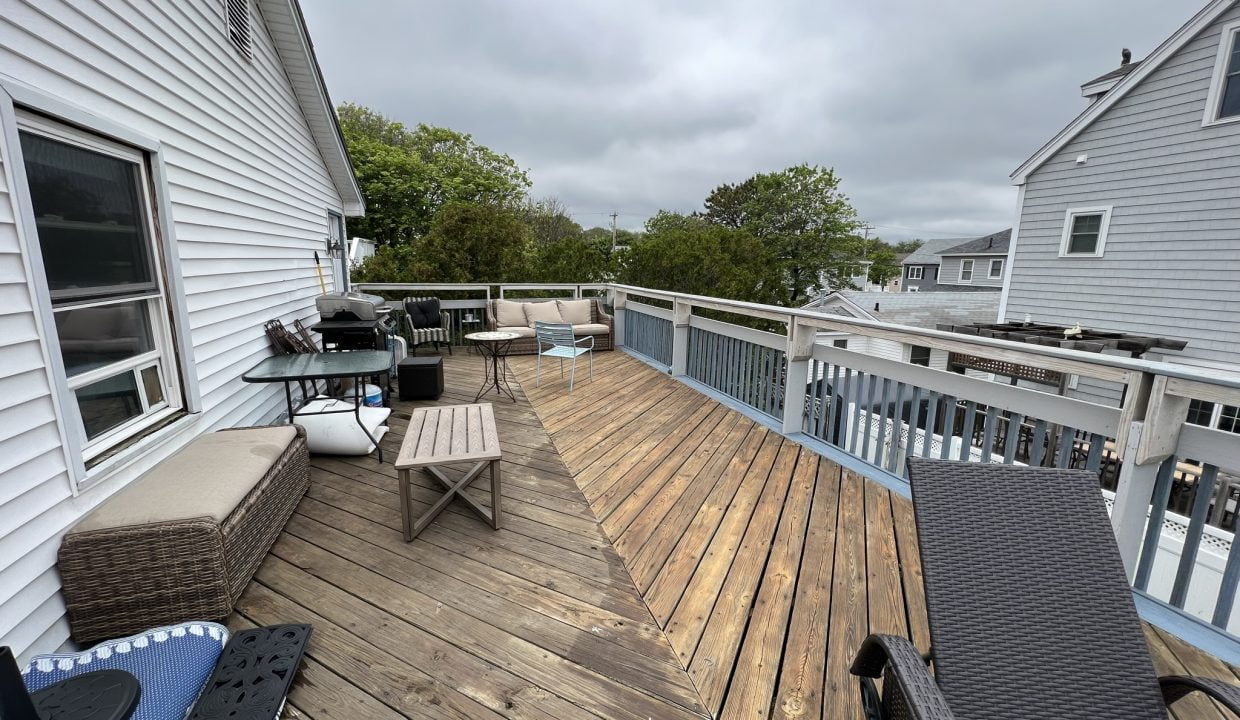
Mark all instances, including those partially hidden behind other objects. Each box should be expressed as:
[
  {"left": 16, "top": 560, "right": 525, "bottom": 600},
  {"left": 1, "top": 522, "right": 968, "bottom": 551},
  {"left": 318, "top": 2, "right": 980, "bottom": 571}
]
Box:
[
  {"left": 1205, "top": 22, "right": 1240, "bottom": 124},
  {"left": 907, "top": 266, "right": 923, "bottom": 280}
]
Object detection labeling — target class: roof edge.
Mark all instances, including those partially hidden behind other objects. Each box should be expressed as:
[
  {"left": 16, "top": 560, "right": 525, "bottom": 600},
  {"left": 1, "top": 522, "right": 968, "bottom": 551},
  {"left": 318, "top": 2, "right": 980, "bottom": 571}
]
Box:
[
  {"left": 1010, "top": 0, "right": 1235, "bottom": 186},
  {"left": 256, "top": 0, "right": 365, "bottom": 215}
]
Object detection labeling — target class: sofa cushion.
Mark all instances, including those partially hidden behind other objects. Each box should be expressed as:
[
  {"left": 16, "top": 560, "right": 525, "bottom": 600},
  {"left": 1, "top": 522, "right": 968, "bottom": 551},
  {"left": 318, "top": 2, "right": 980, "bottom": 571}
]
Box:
[
  {"left": 73, "top": 426, "right": 298, "bottom": 532},
  {"left": 556, "top": 299, "right": 592, "bottom": 325},
  {"left": 496, "top": 326, "right": 536, "bottom": 338},
  {"left": 494, "top": 299, "right": 526, "bottom": 328},
  {"left": 573, "top": 323, "right": 611, "bottom": 336},
  {"left": 22, "top": 621, "right": 229, "bottom": 720},
  {"left": 523, "top": 301, "right": 563, "bottom": 327},
  {"left": 404, "top": 298, "right": 441, "bottom": 329}
]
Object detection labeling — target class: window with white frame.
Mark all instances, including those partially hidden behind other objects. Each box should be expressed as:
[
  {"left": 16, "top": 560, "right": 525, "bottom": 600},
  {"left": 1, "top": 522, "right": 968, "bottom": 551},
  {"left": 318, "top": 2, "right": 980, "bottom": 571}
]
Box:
[
  {"left": 18, "top": 114, "right": 183, "bottom": 462},
  {"left": 906, "top": 265, "right": 923, "bottom": 280},
  {"left": 988, "top": 258, "right": 1003, "bottom": 279},
  {"left": 1220, "top": 405, "right": 1240, "bottom": 434},
  {"left": 959, "top": 259, "right": 974, "bottom": 282},
  {"left": 1206, "top": 22, "right": 1240, "bottom": 123},
  {"left": 1059, "top": 207, "right": 1111, "bottom": 256}
]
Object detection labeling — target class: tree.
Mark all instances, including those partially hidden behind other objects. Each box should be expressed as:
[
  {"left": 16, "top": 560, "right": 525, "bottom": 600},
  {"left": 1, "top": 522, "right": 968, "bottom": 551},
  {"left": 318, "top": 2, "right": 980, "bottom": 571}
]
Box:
[
  {"left": 619, "top": 212, "right": 783, "bottom": 304},
  {"left": 866, "top": 245, "right": 901, "bottom": 286},
  {"left": 701, "top": 164, "right": 864, "bottom": 305},
  {"left": 337, "top": 103, "right": 530, "bottom": 245},
  {"left": 893, "top": 239, "right": 924, "bottom": 254},
  {"left": 353, "top": 202, "right": 531, "bottom": 283}
]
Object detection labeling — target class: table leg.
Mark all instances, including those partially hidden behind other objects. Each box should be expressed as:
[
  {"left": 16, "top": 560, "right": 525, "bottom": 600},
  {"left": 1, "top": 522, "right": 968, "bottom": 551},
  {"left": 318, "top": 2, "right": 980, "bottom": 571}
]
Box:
[
  {"left": 352, "top": 375, "right": 384, "bottom": 463},
  {"left": 398, "top": 468, "right": 412, "bottom": 541},
  {"left": 284, "top": 382, "right": 294, "bottom": 423}
]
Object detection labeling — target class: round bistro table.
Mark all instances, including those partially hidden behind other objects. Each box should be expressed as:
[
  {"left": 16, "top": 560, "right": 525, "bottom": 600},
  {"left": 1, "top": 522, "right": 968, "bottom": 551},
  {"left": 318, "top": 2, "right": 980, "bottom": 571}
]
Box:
[{"left": 465, "top": 331, "right": 520, "bottom": 402}]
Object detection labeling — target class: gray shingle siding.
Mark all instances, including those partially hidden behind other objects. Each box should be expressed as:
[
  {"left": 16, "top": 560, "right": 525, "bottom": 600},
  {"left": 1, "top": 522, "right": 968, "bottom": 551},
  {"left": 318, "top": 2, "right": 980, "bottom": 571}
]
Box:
[
  {"left": 903, "top": 263, "right": 938, "bottom": 291},
  {"left": 1005, "top": 2, "right": 1240, "bottom": 369}
]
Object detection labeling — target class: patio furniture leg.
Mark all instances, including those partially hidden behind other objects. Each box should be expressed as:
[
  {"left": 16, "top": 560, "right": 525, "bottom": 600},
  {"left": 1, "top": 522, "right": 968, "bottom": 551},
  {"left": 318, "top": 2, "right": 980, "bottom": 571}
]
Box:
[
  {"left": 398, "top": 468, "right": 412, "bottom": 541},
  {"left": 569, "top": 354, "right": 576, "bottom": 392},
  {"left": 418, "top": 462, "right": 494, "bottom": 535},
  {"left": 535, "top": 352, "right": 541, "bottom": 386},
  {"left": 490, "top": 459, "right": 502, "bottom": 529}
]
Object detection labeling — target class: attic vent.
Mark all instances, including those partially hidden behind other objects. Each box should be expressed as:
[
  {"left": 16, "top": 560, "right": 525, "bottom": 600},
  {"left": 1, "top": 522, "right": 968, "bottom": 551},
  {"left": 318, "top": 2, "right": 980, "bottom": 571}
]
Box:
[{"left": 225, "top": 0, "right": 252, "bottom": 60}]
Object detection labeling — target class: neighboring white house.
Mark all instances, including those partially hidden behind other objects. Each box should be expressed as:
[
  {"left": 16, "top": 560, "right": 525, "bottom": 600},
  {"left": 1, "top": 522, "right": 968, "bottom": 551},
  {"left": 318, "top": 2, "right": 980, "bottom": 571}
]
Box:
[
  {"left": 1002, "top": 0, "right": 1240, "bottom": 431},
  {"left": 0, "top": 0, "right": 364, "bottom": 660},
  {"left": 802, "top": 290, "right": 1000, "bottom": 373}
]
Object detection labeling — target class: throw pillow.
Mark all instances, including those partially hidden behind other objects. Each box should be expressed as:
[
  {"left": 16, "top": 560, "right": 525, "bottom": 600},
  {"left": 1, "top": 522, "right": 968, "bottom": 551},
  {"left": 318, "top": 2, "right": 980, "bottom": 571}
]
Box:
[
  {"left": 493, "top": 299, "right": 527, "bottom": 328},
  {"left": 404, "top": 298, "right": 441, "bottom": 329},
  {"left": 22, "top": 621, "right": 229, "bottom": 720},
  {"left": 524, "top": 301, "right": 564, "bottom": 328},
  {"left": 556, "top": 299, "right": 592, "bottom": 325}
]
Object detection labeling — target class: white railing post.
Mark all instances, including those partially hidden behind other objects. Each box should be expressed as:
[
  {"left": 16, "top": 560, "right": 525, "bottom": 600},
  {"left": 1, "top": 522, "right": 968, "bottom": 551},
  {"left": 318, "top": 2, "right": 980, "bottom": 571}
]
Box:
[
  {"left": 1111, "top": 420, "right": 1163, "bottom": 579},
  {"left": 671, "top": 299, "right": 691, "bottom": 376},
  {"left": 781, "top": 318, "right": 815, "bottom": 434},
  {"left": 613, "top": 290, "right": 627, "bottom": 347}
]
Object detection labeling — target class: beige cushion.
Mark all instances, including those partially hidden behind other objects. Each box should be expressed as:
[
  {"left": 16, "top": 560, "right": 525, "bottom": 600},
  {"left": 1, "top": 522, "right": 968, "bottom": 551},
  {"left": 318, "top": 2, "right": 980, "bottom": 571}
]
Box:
[
  {"left": 496, "top": 326, "right": 535, "bottom": 337},
  {"left": 572, "top": 323, "right": 611, "bottom": 336},
  {"left": 493, "top": 299, "right": 526, "bottom": 328},
  {"left": 523, "top": 301, "right": 563, "bottom": 328},
  {"left": 556, "top": 299, "right": 592, "bottom": 325},
  {"left": 73, "top": 425, "right": 298, "bottom": 532}
]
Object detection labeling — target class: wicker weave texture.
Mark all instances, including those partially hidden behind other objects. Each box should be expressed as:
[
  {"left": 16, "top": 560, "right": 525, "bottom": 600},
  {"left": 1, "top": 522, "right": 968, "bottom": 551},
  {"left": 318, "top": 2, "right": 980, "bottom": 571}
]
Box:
[
  {"left": 906, "top": 458, "right": 1167, "bottom": 720},
  {"left": 485, "top": 299, "right": 613, "bottom": 355},
  {"left": 58, "top": 426, "right": 309, "bottom": 643}
]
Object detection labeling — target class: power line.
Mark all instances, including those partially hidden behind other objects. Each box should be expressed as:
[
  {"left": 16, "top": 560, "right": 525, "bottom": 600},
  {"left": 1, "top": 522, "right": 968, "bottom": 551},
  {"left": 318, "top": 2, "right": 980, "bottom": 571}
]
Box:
[{"left": 868, "top": 223, "right": 992, "bottom": 237}]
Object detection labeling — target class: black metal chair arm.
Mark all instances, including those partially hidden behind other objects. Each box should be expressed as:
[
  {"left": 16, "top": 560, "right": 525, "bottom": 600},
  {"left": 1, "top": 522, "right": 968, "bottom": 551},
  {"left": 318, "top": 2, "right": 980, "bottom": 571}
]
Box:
[
  {"left": 1160, "top": 674, "right": 1240, "bottom": 715},
  {"left": 850, "top": 633, "right": 956, "bottom": 720}
]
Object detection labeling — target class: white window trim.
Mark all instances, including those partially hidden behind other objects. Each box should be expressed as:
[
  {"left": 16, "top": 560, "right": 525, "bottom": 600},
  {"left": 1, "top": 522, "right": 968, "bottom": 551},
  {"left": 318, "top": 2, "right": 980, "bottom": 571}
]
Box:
[
  {"left": 1203, "top": 20, "right": 1240, "bottom": 127},
  {"left": 906, "top": 286, "right": 919, "bottom": 293},
  {"left": 958, "top": 259, "right": 974, "bottom": 283},
  {"left": 0, "top": 79, "right": 201, "bottom": 493},
  {"left": 988, "top": 258, "right": 1004, "bottom": 279},
  {"left": 1058, "top": 206, "right": 1113, "bottom": 257},
  {"left": 906, "top": 265, "right": 923, "bottom": 280}
]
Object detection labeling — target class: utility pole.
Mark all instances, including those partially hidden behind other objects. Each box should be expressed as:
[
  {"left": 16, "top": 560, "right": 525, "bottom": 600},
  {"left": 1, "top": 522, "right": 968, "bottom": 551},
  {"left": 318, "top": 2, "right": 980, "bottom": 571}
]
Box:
[
  {"left": 861, "top": 224, "right": 875, "bottom": 255},
  {"left": 610, "top": 211, "right": 619, "bottom": 253}
]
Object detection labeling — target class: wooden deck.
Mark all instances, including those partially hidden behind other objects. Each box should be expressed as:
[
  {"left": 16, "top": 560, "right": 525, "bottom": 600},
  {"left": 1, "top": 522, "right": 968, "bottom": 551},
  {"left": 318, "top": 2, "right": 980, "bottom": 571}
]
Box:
[{"left": 229, "top": 349, "right": 1240, "bottom": 720}]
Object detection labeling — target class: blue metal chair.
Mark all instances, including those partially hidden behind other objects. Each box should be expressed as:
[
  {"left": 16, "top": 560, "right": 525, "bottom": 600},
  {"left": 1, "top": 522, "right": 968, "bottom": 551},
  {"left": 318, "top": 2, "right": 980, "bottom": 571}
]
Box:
[{"left": 534, "top": 321, "right": 593, "bottom": 391}]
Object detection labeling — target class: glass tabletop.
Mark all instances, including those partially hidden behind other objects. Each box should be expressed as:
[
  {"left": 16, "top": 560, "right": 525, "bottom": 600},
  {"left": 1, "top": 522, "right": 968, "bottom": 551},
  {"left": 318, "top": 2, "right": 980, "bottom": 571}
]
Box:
[
  {"left": 242, "top": 350, "right": 392, "bottom": 382},
  {"left": 465, "top": 331, "right": 521, "bottom": 341}
]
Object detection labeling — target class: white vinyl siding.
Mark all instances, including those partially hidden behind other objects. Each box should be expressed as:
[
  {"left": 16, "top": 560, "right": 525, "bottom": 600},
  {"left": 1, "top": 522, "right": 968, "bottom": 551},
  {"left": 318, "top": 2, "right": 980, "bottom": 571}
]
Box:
[
  {"left": 0, "top": 0, "right": 343, "bottom": 661},
  {"left": 1006, "top": 2, "right": 1240, "bottom": 370}
]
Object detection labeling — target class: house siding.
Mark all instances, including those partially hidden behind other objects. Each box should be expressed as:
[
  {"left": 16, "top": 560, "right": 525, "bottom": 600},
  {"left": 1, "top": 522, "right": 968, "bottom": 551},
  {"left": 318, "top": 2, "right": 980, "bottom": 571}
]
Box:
[
  {"left": 0, "top": 0, "right": 343, "bottom": 660},
  {"left": 1005, "top": 2, "right": 1240, "bottom": 369},
  {"left": 938, "top": 255, "right": 1006, "bottom": 288},
  {"left": 902, "top": 263, "right": 939, "bottom": 291}
]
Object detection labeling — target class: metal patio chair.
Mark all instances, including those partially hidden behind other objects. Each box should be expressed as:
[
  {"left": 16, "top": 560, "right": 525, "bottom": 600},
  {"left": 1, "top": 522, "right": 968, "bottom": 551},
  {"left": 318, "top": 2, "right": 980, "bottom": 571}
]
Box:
[
  {"left": 850, "top": 457, "right": 1240, "bottom": 719},
  {"left": 534, "top": 321, "right": 592, "bottom": 391}
]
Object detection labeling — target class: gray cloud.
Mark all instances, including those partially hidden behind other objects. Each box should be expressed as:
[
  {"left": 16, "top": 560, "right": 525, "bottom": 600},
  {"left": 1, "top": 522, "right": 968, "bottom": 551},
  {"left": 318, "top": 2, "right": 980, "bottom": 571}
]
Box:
[{"left": 302, "top": 0, "right": 1195, "bottom": 240}]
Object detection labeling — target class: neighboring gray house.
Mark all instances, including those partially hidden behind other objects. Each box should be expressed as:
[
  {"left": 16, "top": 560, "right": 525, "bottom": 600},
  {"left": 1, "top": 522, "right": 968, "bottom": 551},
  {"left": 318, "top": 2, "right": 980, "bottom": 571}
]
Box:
[
  {"left": 935, "top": 230, "right": 1011, "bottom": 289},
  {"left": 1002, "top": 0, "right": 1240, "bottom": 427},
  {"left": 899, "top": 237, "right": 968, "bottom": 291}
]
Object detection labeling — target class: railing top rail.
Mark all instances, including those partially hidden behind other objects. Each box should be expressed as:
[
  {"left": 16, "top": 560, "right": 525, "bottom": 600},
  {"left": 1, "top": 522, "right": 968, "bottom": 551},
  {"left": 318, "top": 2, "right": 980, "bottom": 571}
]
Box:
[
  {"left": 608, "top": 283, "right": 1240, "bottom": 391},
  {"left": 354, "top": 283, "right": 493, "bottom": 291}
]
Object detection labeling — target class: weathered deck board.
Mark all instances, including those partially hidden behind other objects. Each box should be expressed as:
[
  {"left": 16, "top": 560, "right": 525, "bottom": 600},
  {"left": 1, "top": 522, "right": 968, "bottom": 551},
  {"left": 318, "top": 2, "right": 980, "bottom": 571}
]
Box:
[{"left": 224, "top": 349, "right": 1240, "bottom": 720}]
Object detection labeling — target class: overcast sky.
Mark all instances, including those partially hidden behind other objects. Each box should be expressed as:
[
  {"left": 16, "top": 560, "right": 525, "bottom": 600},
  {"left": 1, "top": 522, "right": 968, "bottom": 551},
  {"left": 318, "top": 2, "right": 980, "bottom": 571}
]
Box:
[{"left": 301, "top": 1, "right": 1196, "bottom": 241}]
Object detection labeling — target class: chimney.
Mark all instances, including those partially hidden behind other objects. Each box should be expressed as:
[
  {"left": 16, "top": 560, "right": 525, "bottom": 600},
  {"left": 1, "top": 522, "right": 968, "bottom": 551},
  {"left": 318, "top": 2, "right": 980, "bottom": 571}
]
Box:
[
  {"left": 874, "top": 302, "right": 880, "bottom": 312},
  {"left": 1121, "top": 48, "right": 1132, "bottom": 65}
]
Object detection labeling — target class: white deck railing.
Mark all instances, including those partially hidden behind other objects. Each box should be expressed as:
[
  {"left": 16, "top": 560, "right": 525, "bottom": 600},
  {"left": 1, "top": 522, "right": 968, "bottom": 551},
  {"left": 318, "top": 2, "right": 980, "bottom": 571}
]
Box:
[{"left": 356, "top": 281, "right": 1240, "bottom": 648}]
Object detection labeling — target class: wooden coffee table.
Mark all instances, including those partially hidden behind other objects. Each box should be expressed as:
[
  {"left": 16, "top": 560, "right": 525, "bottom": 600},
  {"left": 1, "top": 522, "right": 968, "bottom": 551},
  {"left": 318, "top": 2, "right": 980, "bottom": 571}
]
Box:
[{"left": 394, "top": 403, "right": 502, "bottom": 540}]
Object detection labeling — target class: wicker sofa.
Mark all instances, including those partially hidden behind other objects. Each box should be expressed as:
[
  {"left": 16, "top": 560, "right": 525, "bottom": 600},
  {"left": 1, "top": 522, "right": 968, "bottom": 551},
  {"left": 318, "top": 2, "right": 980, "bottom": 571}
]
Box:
[
  {"left": 486, "top": 298, "right": 613, "bottom": 355},
  {"left": 58, "top": 425, "right": 309, "bottom": 643}
]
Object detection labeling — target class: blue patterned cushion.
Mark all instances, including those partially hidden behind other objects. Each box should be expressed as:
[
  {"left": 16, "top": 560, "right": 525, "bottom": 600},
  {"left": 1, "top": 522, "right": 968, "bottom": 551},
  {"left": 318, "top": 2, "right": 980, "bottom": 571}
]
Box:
[{"left": 22, "top": 621, "right": 229, "bottom": 720}]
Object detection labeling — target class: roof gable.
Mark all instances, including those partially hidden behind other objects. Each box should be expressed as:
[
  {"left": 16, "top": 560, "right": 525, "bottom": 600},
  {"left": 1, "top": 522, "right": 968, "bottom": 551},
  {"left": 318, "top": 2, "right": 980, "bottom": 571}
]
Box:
[
  {"left": 1011, "top": 0, "right": 1236, "bottom": 185},
  {"left": 256, "top": 0, "right": 364, "bottom": 215},
  {"left": 901, "top": 237, "right": 972, "bottom": 265}
]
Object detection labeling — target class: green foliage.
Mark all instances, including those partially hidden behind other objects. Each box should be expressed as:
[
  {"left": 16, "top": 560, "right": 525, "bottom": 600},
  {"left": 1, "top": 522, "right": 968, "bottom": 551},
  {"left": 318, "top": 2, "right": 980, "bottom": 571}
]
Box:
[
  {"left": 619, "top": 212, "right": 783, "bottom": 304},
  {"left": 338, "top": 103, "right": 530, "bottom": 245},
  {"left": 866, "top": 245, "right": 901, "bottom": 286},
  {"left": 702, "top": 164, "right": 864, "bottom": 305},
  {"left": 522, "top": 199, "right": 612, "bottom": 282},
  {"left": 893, "top": 239, "right": 924, "bottom": 254}
]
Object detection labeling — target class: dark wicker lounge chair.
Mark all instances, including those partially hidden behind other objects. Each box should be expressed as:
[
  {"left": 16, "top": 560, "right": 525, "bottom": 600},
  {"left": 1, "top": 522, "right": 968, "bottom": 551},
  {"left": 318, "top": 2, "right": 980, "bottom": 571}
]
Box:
[{"left": 851, "top": 458, "right": 1240, "bottom": 719}]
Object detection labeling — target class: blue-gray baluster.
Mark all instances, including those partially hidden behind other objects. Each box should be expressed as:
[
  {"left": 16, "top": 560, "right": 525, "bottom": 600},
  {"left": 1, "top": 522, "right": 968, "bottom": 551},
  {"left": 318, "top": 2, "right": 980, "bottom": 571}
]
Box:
[
  {"left": 1085, "top": 432, "right": 1104, "bottom": 474},
  {"left": 1055, "top": 427, "right": 1076, "bottom": 469},
  {"left": 825, "top": 364, "right": 842, "bottom": 445},
  {"left": 886, "top": 382, "right": 907, "bottom": 472},
  {"left": 1171, "top": 464, "right": 1219, "bottom": 608},
  {"left": 921, "top": 392, "right": 939, "bottom": 459},
  {"left": 980, "top": 406, "right": 999, "bottom": 463},
  {"left": 873, "top": 378, "right": 892, "bottom": 469},
  {"left": 1029, "top": 419, "right": 1048, "bottom": 466},
  {"left": 846, "top": 371, "right": 861, "bottom": 455},
  {"left": 957, "top": 401, "right": 977, "bottom": 461},
  {"left": 1002, "top": 413, "right": 1024, "bottom": 465},
  {"left": 816, "top": 362, "right": 832, "bottom": 439},
  {"left": 938, "top": 396, "right": 957, "bottom": 460},
  {"left": 1214, "top": 504, "right": 1240, "bottom": 627},
  {"left": 1135, "top": 457, "right": 1177, "bottom": 591}
]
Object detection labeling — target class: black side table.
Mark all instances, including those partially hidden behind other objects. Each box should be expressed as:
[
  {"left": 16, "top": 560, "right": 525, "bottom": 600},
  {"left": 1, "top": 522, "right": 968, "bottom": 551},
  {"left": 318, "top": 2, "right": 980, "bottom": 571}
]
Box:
[{"left": 465, "top": 331, "right": 519, "bottom": 402}]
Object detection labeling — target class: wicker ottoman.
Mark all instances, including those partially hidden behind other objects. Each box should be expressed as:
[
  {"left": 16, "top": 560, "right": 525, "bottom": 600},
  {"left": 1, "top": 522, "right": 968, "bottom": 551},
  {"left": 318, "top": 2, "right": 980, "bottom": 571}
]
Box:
[{"left": 58, "top": 425, "right": 309, "bottom": 643}]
